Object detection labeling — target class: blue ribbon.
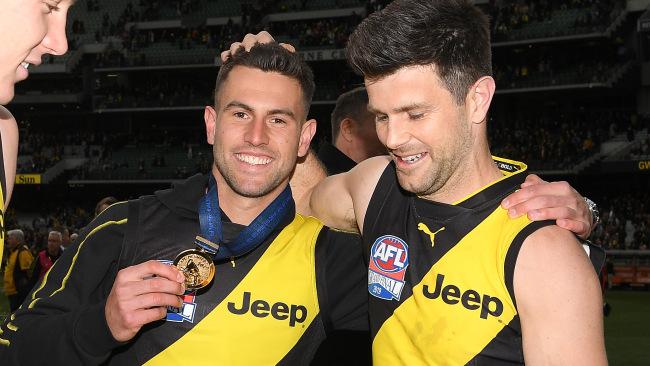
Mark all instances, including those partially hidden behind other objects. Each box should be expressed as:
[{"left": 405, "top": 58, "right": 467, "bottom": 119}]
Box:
[{"left": 197, "top": 175, "right": 294, "bottom": 261}]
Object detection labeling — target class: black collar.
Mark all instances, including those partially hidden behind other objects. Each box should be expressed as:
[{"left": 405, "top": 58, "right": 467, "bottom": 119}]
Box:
[{"left": 317, "top": 142, "right": 357, "bottom": 175}]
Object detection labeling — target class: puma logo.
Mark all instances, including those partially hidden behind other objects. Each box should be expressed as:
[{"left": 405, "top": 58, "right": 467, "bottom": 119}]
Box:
[{"left": 418, "top": 223, "right": 445, "bottom": 247}]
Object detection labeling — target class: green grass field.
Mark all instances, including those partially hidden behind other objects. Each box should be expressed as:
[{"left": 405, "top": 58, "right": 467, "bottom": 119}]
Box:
[
  {"left": 604, "top": 290, "right": 650, "bottom": 365},
  {"left": 0, "top": 289, "right": 647, "bottom": 363}
]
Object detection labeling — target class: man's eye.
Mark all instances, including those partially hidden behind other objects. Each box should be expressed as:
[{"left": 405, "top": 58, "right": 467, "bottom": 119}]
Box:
[
  {"left": 409, "top": 113, "right": 424, "bottom": 120},
  {"left": 234, "top": 112, "right": 247, "bottom": 119},
  {"left": 375, "top": 115, "right": 388, "bottom": 123},
  {"left": 270, "top": 118, "right": 286, "bottom": 124}
]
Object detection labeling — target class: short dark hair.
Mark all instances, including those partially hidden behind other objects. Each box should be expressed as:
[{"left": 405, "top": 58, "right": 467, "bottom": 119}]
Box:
[
  {"left": 215, "top": 43, "right": 315, "bottom": 116},
  {"left": 95, "top": 196, "right": 118, "bottom": 216},
  {"left": 330, "top": 87, "right": 370, "bottom": 142},
  {"left": 346, "top": 0, "right": 492, "bottom": 105}
]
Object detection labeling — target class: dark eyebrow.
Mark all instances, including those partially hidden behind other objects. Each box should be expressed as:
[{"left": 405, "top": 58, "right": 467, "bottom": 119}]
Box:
[
  {"left": 267, "top": 109, "right": 296, "bottom": 120},
  {"left": 223, "top": 101, "right": 254, "bottom": 113},
  {"left": 368, "top": 103, "right": 431, "bottom": 115},
  {"left": 224, "top": 101, "right": 296, "bottom": 120},
  {"left": 391, "top": 103, "right": 431, "bottom": 114}
]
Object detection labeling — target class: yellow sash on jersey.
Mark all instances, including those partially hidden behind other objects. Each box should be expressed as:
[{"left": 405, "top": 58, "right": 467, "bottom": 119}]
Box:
[
  {"left": 145, "top": 215, "right": 323, "bottom": 365},
  {"left": 373, "top": 208, "right": 532, "bottom": 365}
]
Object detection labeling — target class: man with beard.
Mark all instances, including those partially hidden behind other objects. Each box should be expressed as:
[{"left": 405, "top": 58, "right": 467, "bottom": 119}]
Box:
[
  {"left": 225, "top": 1, "right": 606, "bottom": 363},
  {"left": 0, "top": 43, "right": 368, "bottom": 365}
]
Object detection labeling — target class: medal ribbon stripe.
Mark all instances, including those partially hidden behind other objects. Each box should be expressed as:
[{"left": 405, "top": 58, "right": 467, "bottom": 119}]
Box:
[{"left": 198, "top": 175, "right": 295, "bottom": 261}]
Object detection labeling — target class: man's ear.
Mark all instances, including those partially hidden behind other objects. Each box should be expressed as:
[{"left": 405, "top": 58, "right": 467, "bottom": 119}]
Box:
[
  {"left": 339, "top": 118, "right": 354, "bottom": 143},
  {"left": 466, "top": 76, "right": 496, "bottom": 124},
  {"left": 204, "top": 106, "right": 217, "bottom": 145},
  {"left": 298, "top": 119, "right": 317, "bottom": 158}
]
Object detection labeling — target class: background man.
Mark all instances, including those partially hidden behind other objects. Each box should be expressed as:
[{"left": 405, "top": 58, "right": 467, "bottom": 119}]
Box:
[
  {"left": 34, "top": 231, "right": 63, "bottom": 280},
  {"left": 2, "top": 230, "right": 34, "bottom": 312},
  {"left": 317, "top": 87, "right": 386, "bottom": 175}
]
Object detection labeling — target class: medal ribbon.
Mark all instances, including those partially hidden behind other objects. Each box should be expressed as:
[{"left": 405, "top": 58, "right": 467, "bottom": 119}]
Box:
[{"left": 197, "top": 174, "right": 294, "bottom": 261}]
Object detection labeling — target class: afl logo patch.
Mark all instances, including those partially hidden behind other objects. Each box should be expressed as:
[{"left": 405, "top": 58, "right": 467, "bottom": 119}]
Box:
[
  {"left": 368, "top": 235, "right": 409, "bottom": 301},
  {"left": 159, "top": 260, "right": 198, "bottom": 323}
]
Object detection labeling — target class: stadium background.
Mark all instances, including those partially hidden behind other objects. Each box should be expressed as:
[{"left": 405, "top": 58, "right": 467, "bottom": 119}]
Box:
[{"left": 1, "top": 0, "right": 649, "bottom": 364}]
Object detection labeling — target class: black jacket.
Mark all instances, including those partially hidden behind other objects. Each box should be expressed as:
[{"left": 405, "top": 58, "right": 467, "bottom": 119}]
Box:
[{"left": 0, "top": 174, "right": 367, "bottom": 365}]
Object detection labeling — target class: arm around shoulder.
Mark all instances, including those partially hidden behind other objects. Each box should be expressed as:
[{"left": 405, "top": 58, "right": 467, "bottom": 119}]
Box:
[
  {"left": 514, "top": 225, "right": 607, "bottom": 366},
  {"left": 309, "top": 155, "right": 389, "bottom": 233},
  {"left": 0, "top": 106, "right": 18, "bottom": 209}
]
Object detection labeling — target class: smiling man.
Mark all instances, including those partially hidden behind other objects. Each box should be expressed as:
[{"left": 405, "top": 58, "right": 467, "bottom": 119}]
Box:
[
  {"left": 295, "top": 0, "right": 606, "bottom": 364},
  {"left": 0, "top": 0, "right": 76, "bottom": 260},
  {"left": 0, "top": 43, "right": 368, "bottom": 365}
]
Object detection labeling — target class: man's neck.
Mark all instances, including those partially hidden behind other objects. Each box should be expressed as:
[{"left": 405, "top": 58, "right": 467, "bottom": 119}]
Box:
[
  {"left": 334, "top": 140, "right": 361, "bottom": 164},
  {"left": 421, "top": 147, "right": 503, "bottom": 205},
  {"left": 212, "top": 170, "right": 287, "bottom": 226}
]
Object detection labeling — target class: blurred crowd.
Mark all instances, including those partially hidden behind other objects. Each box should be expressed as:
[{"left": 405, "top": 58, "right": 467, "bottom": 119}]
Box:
[
  {"left": 591, "top": 192, "right": 650, "bottom": 250},
  {"left": 489, "top": 110, "right": 644, "bottom": 171},
  {"left": 488, "top": 0, "right": 626, "bottom": 42}
]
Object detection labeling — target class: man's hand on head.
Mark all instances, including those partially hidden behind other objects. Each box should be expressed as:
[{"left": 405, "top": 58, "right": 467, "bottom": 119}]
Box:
[
  {"left": 501, "top": 174, "right": 593, "bottom": 239},
  {"left": 220, "top": 31, "right": 296, "bottom": 62}
]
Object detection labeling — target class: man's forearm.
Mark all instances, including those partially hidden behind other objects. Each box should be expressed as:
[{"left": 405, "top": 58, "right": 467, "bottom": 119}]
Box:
[{"left": 291, "top": 149, "right": 328, "bottom": 216}]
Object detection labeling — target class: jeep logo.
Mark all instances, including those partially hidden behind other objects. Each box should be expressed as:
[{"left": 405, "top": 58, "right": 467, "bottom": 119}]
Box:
[
  {"left": 422, "top": 274, "right": 504, "bottom": 319},
  {"left": 227, "top": 291, "right": 308, "bottom": 327}
]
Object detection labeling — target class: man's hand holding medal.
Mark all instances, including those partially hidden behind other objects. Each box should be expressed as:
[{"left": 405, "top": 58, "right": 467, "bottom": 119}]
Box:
[{"left": 105, "top": 260, "right": 186, "bottom": 342}]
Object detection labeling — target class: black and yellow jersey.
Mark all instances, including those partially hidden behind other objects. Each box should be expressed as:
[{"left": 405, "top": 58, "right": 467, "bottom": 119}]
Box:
[
  {"left": 0, "top": 174, "right": 368, "bottom": 365},
  {"left": 362, "top": 157, "right": 599, "bottom": 365}
]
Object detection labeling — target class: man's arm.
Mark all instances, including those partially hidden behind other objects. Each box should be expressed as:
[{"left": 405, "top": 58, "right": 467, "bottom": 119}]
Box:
[
  {"left": 0, "top": 203, "right": 185, "bottom": 365},
  {"left": 0, "top": 205, "right": 129, "bottom": 365},
  {"left": 514, "top": 225, "right": 607, "bottom": 365},
  {"left": 293, "top": 151, "right": 389, "bottom": 233},
  {"left": 0, "top": 106, "right": 18, "bottom": 210}
]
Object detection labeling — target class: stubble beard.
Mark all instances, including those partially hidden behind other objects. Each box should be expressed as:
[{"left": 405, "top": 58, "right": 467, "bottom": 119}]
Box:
[{"left": 212, "top": 147, "right": 292, "bottom": 199}]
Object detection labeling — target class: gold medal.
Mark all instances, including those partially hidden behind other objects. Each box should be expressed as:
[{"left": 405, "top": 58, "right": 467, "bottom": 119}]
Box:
[{"left": 173, "top": 249, "right": 215, "bottom": 291}]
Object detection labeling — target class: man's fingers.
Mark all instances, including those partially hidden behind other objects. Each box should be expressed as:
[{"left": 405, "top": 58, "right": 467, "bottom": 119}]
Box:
[
  {"left": 220, "top": 49, "right": 231, "bottom": 62},
  {"left": 253, "top": 31, "right": 275, "bottom": 45},
  {"left": 118, "top": 260, "right": 184, "bottom": 283},
  {"left": 127, "top": 277, "right": 185, "bottom": 297},
  {"left": 133, "top": 293, "right": 184, "bottom": 310},
  {"left": 241, "top": 31, "right": 276, "bottom": 51},
  {"left": 502, "top": 180, "right": 574, "bottom": 209},
  {"left": 505, "top": 195, "right": 567, "bottom": 218},
  {"left": 242, "top": 33, "right": 259, "bottom": 50},
  {"left": 221, "top": 32, "right": 289, "bottom": 62},
  {"left": 279, "top": 42, "right": 296, "bottom": 53},
  {"left": 557, "top": 219, "right": 590, "bottom": 239},
  {"left": 127, "top": 307, "right": 170, "bottom": 329},
  {"left": 524, "top": 207, "right": 576, "bottom": 222},
  {"left": 229, "top": 42, "right": 243, "bottom": 57},
  {"left": 522, "top": 173, "right": 545, "bottom": 187}
]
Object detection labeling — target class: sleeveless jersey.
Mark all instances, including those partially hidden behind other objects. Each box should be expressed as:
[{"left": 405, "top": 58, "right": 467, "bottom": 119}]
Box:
[{"left": 363, "top": 157, "right": 552, "bottom": 365}]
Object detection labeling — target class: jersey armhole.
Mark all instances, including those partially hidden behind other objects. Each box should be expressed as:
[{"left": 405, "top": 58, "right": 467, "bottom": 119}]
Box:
[
  {"left": 361, "top": 163, "right": 396, "bottom": 237},
  {"left": 314, "top": 227, "right": 332, "bottom": 334},
  {"left": 504, "top": 220, "right": 555, "bottom": 310}
]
